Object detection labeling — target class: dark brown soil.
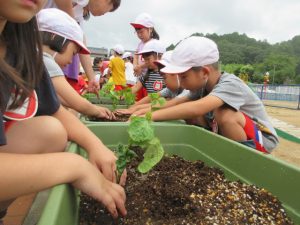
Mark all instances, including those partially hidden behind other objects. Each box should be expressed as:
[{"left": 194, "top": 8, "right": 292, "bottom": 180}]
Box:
[
  {"left": 79, "top": 148, "right": 294, "bottom": 225},
  {"left": 87, "top": 114, "right": 130, "bottom": 122}
]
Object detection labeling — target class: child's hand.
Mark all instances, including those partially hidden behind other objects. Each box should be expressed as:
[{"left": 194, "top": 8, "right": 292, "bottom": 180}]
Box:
[
  {"left": 114, "top": 108, "right": 133, "bottom": 115},
  {"left": 133, "top": 65, "right": 142, "bottom": 76},
  {"left": 133, "top": 107, "right": 150, "bottom": 116},
  {"left": 72, "top": 157, "right": 127, "bottom": 218},
  {"left": 88, "top": 146, "right": 119, "bottom": 183},
  {"left": 95, "top": 106, "right": 115, "bottom": 120},
  {"left": 88, "top": 79, "right": 100, "bottom": 95}
]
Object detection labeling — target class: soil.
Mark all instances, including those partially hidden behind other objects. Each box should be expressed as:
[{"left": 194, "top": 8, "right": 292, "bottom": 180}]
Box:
[
  {"left": 87, "top": 114, "right": 130, "bottom": 122},
  {"left": 79, "top": 148, "right": 293, "bottom": 225}
]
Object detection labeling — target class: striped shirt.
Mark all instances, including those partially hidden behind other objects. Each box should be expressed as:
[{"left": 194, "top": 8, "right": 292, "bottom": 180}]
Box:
[{"left": 139, "top": 70, "right": 165, "bottom": 93}]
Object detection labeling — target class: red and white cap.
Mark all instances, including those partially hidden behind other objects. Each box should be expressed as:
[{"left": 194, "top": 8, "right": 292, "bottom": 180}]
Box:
[
  {"left": 136, "top": 39, "right": 166, "bottom": 55},
  {"left": 112, "top": 44, "right": 125, "bottom": 55},
  {"left": 161, "top": 36, "right": 219, "bottom": 74},
  {"left": 130, "top": 13, "right": 154, "bottom": 29},
  {"left": 37, "top": 8, "right": 90, "bottom": 54}
]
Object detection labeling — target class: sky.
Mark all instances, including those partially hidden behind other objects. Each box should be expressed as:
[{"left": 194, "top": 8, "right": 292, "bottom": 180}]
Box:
[{"left": 82, "top": 0, "right": 300, "bottom": 51}]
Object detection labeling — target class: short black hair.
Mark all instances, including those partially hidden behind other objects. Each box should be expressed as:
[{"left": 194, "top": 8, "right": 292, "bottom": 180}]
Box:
[
  {"left": 110, "top": 0, "right": 121, "bottom": 12},
  {"left": 40, "top": 31, "right": 70, "bottom": 53}
]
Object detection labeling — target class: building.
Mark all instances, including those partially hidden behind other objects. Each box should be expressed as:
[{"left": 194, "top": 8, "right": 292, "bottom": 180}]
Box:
[{"left": 88, "top": 47, "right": 109, "bottom": 59}]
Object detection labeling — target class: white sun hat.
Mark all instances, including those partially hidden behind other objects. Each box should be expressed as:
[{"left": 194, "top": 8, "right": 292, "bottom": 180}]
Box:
[
  {"left": 122, "top": 52, "right": 132, "bottom": 59},
  {"left": 130, "top": 12, "right": 154, "bottom": 29},
  {"left": 136, "top": 39, "right": 166, "bottom": 55},
  {"left": 161, "top": 36, "right": 219, "bottom": 74},
  {"left": 112, "top": 44, "right": 125, "bottom": 55},
  {"left": 155, "top": 50, "right": 173, "bottom": 66},
  {"left": 37, "top": 8, "right": 90, "bottom": 54}
]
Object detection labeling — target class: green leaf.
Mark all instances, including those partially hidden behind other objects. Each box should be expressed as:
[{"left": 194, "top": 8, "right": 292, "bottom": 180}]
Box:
[
  {"left": 137, "top": 138, "right": 164, "bottom": 173},
  {"left": 128, "top": 116, "right": 154, "bottom": 145}
]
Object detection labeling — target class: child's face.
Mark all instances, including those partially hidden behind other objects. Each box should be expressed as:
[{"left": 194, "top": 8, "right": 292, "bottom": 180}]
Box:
[
  {"left": 135, "top": 28, "right": 152, "bottom": 43},
  {"left": 88, "top": 0, "right": 114, "bottom": 16},
  {"left": 179, "top": 68, "right": 207, "bottom": 92},
  {"left": 142, "top": 53, "right": 158, "bottom": 70},
  {"left": 0, "top": 0, "right": 46, "bottom": 23},
  {"left": 55, "top": 42, "right": 79, "bottom": 68},
  {"left": 161, "top": 73, "right": 180, "bottom": 92}
]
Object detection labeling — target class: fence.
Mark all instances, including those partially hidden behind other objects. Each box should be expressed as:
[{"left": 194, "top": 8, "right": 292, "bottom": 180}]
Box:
[{"left": 248, "top": 84, "right": 300, "bottom": 110}]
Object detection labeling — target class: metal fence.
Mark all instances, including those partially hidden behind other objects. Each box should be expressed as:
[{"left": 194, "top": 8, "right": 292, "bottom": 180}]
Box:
[{"left": 248, "top": 84, "right": 300, "bottom": 110}]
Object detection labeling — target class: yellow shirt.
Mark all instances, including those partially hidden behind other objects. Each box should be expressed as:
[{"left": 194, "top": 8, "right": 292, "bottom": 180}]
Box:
[{"left": 108, "top": 57, "right": 126, "bottom": 85}]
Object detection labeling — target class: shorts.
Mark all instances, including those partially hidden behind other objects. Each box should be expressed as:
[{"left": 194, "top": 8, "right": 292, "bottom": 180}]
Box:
[
  {"left": 136, "top": 87, "right": 148, "bottom": 101},
  {"left": 243, "top": 113, "right": 269, "bottom": 153}
]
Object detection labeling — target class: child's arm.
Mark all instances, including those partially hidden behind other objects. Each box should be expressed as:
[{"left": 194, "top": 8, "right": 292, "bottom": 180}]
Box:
[
  {"left": 52, "top": 105, "right": 118, "bottom": 182},
  {"left": 51, "top": 76, "right": 113, "bottom": 119},
  {"left": 152, "top": 95, "right": 224, "bottom": 121},
  {"left": 79, "top": 35, "right": 100, "bottom": 93},
  {"left": 0, "top": 152, "right": 126, "bottom": 218},
  {"left": 131, "top": 81, "right": 143, "bottom": 95}
]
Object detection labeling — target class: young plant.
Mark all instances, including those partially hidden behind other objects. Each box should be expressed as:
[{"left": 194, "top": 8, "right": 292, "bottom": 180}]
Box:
[
  {"left": 127, "top": 115, "right": 164, "bottom": 173},
  {"left": 115, "top": 144, "right": 137, "bottom": 182},
  {"left": 148, "top": 93, "right": 166, "bottom": 111}
]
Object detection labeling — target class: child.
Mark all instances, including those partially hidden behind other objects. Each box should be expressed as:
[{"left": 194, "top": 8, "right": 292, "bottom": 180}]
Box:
[
  {"left": 122, "top": 52, "right": 136, "bottom": 87},
  {"left": 0, "top": 1, "right": 126, "bottom": 221},
  {"left": 130, "top": 12, "right": 160, "bottom": 100},
  {"left": 151, "top": 36, "right": 279, "bottom": 153},
  {"left": 107, "top": 44, "right": 126, "bottom": 90},
  {"left": 38, "top": 8, "right": 114, "bottom": 119},
  {"left": 117, "top": 51, "right": 190, "bottom": 115},
  {"left": 131, "top": 39, "right": 166, "bottom": 96},
  {"left": 44, "top": 0, "right": 122, "bottom": 95}
]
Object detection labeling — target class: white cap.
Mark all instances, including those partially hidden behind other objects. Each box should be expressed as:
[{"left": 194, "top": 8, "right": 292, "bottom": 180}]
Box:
[
  {"left": 161, "top": 36, "right": 219, "bottom": 74},
  {"left": 112, "top": 44, "right": 124, "bottom": 55},
  {"left": 122, "top": 52, "right": 132, "bottom": 59},
  {"left": 155, "top": 50, "right": 173, "bottom": 66},
  {"left": 130, "top": 13, "right": 154, "bottom": 29},
  {"left": 37, "top": 8, "right": 90, "bottom": 54},
  {"left": 136, "top": 39, "right": 166, "bottom": 55}
]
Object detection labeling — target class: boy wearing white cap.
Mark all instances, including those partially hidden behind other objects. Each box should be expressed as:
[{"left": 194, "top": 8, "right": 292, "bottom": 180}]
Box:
[
  {"left": 116, "top": 51, "right": 190, "bottom": 116},
  {"left": 131, "top": 39, "right": 166, "bottom": 96},
  {"left": 152, "top": 36, "right": 279, "bottom": 153},
  {"left": 38, "top": 8, "right": 114, "bottom": 119},
  {"left": 107, "top": 44, "right": 126, "bottom": 90}
]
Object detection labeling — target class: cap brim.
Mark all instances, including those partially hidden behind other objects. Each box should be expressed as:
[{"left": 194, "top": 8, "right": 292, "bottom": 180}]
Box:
[
  {"left": 73, "top": 40, "right": 90, "bottom": 54},
  {"left": 160, "top": 64, "right": 191, "bottom": 74},
  {"left": 154, "top": 59, "right": 167, "bottom": 67},
  {"left": 130, "top": 23, "right": 147, "bottom": 29}
]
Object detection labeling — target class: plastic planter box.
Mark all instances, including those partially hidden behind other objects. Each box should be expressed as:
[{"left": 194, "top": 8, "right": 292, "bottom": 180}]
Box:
[
  {"left": 88, "top": 96, "right": 128, "bottom": 105},
  {"left": 37, "top": 124, "right": 300, "bottom": 225}
]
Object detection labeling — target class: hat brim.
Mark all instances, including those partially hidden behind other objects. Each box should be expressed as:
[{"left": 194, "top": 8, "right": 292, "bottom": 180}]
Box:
[
  {"left": 73, "top": 40, "right": 90, "bottom": 54},
  {"left": 130, "top": 23, "right": 147, "bottom": 29},
  {"left": 160, "top": 64, "right": 191, "bottom": 74},
  {"left": 154, "top": 59, "right": 167, "bottom": 67}
]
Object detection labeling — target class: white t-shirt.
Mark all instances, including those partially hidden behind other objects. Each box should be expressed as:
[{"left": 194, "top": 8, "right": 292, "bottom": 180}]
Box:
[
  {"left": 125, "top": 62, "right": 136, "bottom": 85},
  {"left": 43, "top": 52, "right": 64, "bottom": 78}
]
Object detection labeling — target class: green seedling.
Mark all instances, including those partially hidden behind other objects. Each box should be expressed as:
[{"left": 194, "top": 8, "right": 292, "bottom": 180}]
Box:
[
  {"left": 115, "top": 144, "right": 137, "bottom": 182},
  {"left": 148, "top": 93, "right": 166, "bottom": 111}
]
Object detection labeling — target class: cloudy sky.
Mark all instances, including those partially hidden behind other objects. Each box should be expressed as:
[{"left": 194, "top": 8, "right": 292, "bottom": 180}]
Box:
[{"left": 82, "top": 0, "right": 300, "bottom": 51}]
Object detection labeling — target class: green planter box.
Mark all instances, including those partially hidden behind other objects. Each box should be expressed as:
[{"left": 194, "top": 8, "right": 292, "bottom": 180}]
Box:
[
  {"left": 88, "top": 96, "right": 128, "bottom": 105},
  {"left": 37, "top": 124, "right": 300, "bottom": 225}
]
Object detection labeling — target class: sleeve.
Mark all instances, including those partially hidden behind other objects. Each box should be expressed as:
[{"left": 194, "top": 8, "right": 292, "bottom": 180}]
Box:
[
  {"left": 43, "top": 55, "right": 64, "bottom": 78},
  {"left": 176, "top": 89, "right": 190, "bottom": 98},
  {"left": 187, "top": 89, "right": 203, "bottom": 101},
  {"left": 209, "top": 77, "right": 245, "bottom": 111},
  {"left": 138, "top": 74, "right": 146, "bottom": 87},
  {"left": 159, "top": 88, "right": 172, "bottom": 98},
  {"left": 108, "top": 60, "right": 112, "bottom": 70},
  {"left": 35, "top": 69, "right": 60, "bottom": 116}
]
